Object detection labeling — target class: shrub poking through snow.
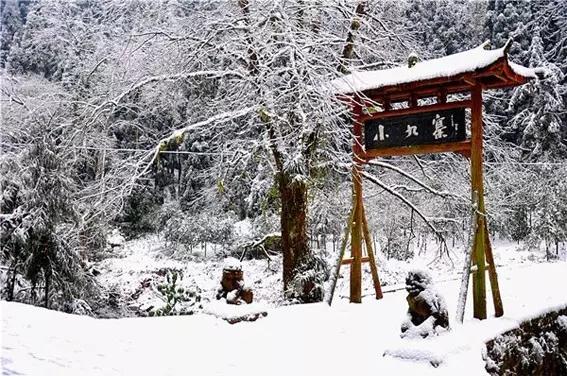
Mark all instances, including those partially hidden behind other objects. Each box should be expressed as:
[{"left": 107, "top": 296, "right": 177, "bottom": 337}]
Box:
[
  {"left": 285, "top": 252, "right": 329, "bottom": 304},
  {"left": 106, "top": 229, "right": 125, "bottom": 249},
  {"left": 485, "top": 309, "right": 567, "bottom": 375},
  {"left": 401, "top": 270, "right": 449, "bottom": 338},
  {"left": 150, "top": 270, "right": 201, "bottom": 316}
]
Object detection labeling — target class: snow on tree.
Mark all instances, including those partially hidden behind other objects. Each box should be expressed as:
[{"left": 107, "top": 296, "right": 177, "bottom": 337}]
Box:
[
  {"left": 508, "top": 28, "right": 566, "bottom": 161},
  {"left": 85, "top": 0, "right": 414, "bottom": 302}
]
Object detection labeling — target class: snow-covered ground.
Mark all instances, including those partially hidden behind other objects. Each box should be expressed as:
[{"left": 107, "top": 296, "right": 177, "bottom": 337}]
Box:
[
  {"left": 2, "top": 258, "right": 567, "bottom": 375},
  {"left": 92, "top": 235, "right": 286, "bottom": 317},
  {"left": 91, "top": 233, "right": 564, "bottom": 318}
]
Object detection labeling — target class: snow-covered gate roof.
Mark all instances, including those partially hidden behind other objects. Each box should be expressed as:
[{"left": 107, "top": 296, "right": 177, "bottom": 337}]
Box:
[{"left": 330, "top": 40, "right": 543, "bottom": 100}]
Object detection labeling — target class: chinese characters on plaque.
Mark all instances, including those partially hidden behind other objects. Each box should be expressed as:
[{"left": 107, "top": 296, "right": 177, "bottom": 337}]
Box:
[{"left": 364, "top": 108, "right": 466, "bottom": 150}]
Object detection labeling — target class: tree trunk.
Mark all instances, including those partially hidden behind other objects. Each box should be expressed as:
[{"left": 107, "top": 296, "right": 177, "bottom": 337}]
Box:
[
  {"left": 545, "top": 239, "right": 550, "bottom": 261},
  {"left": 333, "top": 234, "right": 336, "bottom": 254},
  {"left": 6, "top": 265, "right": 17, "bottom": 301},
  {"left": 373, "top": 232, "right": 377, "bottom": 256},
  {"left": 279, "top": 173, "right": 309, "bottom": 291},
  {"left": 44, "top": 269, "right": 50, "bottom": 309},
  {"left": 337, "top": 1, "right": 366, "bottom": 73}
]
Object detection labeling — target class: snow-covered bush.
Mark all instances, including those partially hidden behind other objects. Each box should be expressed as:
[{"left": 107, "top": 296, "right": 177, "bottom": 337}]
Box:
[
  {"left": 150, "top": 270, "right": 202, "bottom": 317},
  {"left": 159, "top": 202, "right": 237, "bottom": 257},
  {"left": 119, "top": 186, "right": 163, "bottom": 237},
  {"left": 244, "top": 234, "right": 281, "bottom": 260},
  {"left": 0, "top": 140, "right": 98, "bottom": 310},
  {"left": 250, "top": 214, "right": 280, "bottom": 239},
  {"left": 485, "top": 309, "right": 567, "bottom": 375},
  {"left": 285, "top": 252, "right": 329, "bottom": 304},
  {"left": 229, "top": 215, "right": 282, "bottom": 260}
]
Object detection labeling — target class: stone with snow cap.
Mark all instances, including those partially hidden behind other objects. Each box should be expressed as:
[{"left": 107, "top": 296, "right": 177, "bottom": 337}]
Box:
[
  {"left": 217, "top": 257, "right": 253, "bottom": 305},
  {"left": 223, "top": 257, "right": 242, "bottom": 271}
]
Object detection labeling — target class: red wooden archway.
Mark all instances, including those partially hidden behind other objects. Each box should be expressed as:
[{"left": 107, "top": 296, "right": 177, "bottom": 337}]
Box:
[{"left": 328, "top": 40, "right": 542, "bottom": 320}]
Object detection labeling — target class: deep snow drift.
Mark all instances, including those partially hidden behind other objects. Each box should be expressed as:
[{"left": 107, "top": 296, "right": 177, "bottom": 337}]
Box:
[{"left": 2, "top": 261, "right": 567, "bottom": 376}]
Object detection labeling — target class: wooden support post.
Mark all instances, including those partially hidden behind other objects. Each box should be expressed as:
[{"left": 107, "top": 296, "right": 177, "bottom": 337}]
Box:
[
  {"left": 349, "top": 100, "right": 365, "bottom": 303},
  {"left": 484, "top": 221, "right": 504, "bottom": 317},
  {"left": 437, "top": 88, "right": 447, "bottom": 104},
  {"left": 383, "top": 96, "right": 391, "bottom": 111},
  {"left": 341, "top": 256, "right": 370, "bottom": 265},
  {"left": 361, "top": 204, "right": 383, "bottom": 299},
  {"left": 470, "top": 85, "right": 487, "bottom": 320},
  {"left": 325, "top": 208, "right": 354, "bottom": 305},
  {"left": 350, "top": 164, "right": 363, "bottom": 303},
  {"left": 410, "top": 93, "right": 418, "bottom": 108},
  {"left": 331, "top": 98, "right": 386, "bottom": 304}
]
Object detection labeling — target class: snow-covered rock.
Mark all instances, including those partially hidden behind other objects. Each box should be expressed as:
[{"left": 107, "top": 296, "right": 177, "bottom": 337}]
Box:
[
  {"left": 106, "top": 229, "right": 125, "bottom": 248},
  {"left": 223, "top": 257, "right": 242, "bottom": 271}
]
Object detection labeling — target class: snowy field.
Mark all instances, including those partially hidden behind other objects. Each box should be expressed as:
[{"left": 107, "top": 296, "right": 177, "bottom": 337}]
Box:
[
  {"left": 88, "top": 234, "right": 565, "bottom": 317},
  {"left": 2, "top": 257, "right": 566, "bottom": 375}
]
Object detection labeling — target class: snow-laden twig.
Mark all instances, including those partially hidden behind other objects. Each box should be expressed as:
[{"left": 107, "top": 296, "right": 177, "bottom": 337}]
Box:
[
  {"left": 361, "top": 171, "right": 449, "bottom": 253},
  {"left": 368, "top": 160, "right": 457, "bottom": 198},
  {"left": 89, "top": 70, "right": 247, "bottom": 123},
  {"left": 132, "top": 106, "right": 258, "bottom": 189}
]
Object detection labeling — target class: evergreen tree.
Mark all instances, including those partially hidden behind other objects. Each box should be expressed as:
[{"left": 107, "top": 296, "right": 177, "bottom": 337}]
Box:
[
  {"left": 403, "top": 0, "right": 486, "bottom": 58},
  {"left": 1, "top": 137, "right": 97, "bottom": 308},
  {"left": 507, "top": 28, "right": 565, "bottom": 161},
  {"left": 1, "top": 0, "right": 23, "bottom": 65}
]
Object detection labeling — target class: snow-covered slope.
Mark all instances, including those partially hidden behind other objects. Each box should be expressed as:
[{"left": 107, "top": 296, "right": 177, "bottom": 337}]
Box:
[{"left": 2, "top": 262, "right": 566, "bottom": 376}]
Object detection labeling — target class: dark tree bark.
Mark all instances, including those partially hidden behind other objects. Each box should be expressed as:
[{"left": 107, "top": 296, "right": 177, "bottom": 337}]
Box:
[
  {"left": 237, "top": 0, "right": 258, "bottom": 75},
  {"left": 44, "top": 268, "right": 50, "bottom": 309},
  {"left": 279, "top": 173, "right": 309, "bottom": 290},
  {"left": 337, "top": 1, "right": 366, "bottom": 74},
  {"left": 6, "top": 264, "right": 17, "bottom": 301}
]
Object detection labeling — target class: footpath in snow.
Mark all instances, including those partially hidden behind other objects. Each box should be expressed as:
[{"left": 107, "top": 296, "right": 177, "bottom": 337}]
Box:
[{"left": 2, "top": 261, "right": 567, "bottom": 376}]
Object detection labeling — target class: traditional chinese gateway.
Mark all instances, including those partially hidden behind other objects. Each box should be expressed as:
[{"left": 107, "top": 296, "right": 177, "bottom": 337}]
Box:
[{"left": 328, "top": 40, "right": 544, "bottom": 320}]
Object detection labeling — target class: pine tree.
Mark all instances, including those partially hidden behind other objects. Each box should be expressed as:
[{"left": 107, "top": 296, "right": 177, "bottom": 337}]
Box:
[
  {"left": 508, "top": 28, "right": 565, "bottom": 161},
  {"left": 0, "top": 0, "right": 24, "bottom": 66}
]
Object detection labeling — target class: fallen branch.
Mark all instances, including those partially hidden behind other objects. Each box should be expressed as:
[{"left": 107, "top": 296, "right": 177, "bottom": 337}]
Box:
[{"left": 239, "top": 232, "right": 281, "bottom": 262}]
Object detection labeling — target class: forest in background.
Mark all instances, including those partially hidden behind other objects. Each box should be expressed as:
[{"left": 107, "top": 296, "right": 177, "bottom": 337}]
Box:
[{"left": 1, "top": 0, "right": 566, "bottom": 313}]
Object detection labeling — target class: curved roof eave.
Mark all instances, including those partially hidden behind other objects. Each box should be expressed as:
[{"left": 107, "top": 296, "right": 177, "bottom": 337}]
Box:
[{"left": 330, "top": 40, "right": 542, "bottom": 97}]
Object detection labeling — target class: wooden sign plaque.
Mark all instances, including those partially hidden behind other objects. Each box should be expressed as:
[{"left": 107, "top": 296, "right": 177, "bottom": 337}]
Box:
[{"left": 364, "top": 108, "right": 466, "bottom": 150}]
